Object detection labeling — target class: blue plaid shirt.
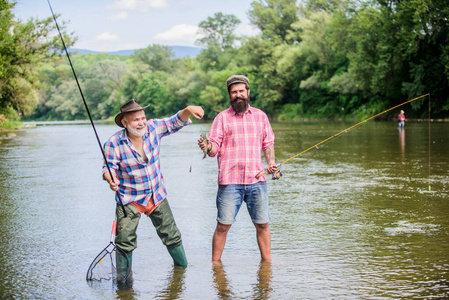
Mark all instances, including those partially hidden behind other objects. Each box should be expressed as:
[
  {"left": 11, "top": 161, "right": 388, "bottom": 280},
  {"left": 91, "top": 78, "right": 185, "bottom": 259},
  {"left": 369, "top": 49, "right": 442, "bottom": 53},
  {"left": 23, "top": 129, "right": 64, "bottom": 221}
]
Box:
[{"left": 103, "top": 111, "right": 191, "bottom": 206}]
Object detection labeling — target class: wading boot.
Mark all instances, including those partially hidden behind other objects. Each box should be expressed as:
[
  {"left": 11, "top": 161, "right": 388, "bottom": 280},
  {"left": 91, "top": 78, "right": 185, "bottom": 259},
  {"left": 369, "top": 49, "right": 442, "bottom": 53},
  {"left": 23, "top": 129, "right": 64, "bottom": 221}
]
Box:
[
  {"left": 116, "top": 249, "right": 133, "bottom": 284},
  {"left": 168, "top": 244, "right": 188, "bottom": 268}
]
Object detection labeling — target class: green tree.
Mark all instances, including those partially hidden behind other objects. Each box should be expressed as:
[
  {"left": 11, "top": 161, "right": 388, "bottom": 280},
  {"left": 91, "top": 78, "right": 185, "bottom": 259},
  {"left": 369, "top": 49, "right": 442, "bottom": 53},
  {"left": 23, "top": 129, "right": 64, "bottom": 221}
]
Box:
[
  {"left": 17, "top": 0, "right": 449, "bottom": 122},
  {"left": 395, "top": 0, "right": 449, "bottom": 115},
  {"left": 196, "top": 12, "right": 241, "bottom": 50},
  {"left": 45, "top": 80, "right": 86, "bottom": 120},
  {"left": 242, "top": 0, "right": 300, "bottom": 113},
  {"left": 0, "top": 0, "right": 74, "bottom": 123},
  {"left": 195, "top": 12, "right": 241, "bottom": 72},
  {"left": 133, "top": 44, "right": 175, "bottom": 73},
  {"left": 248, "top": 0, "right": 299, "bottom": 43},
  {"left": 135, "top": 71, "right": 176, "bottom": 117}
]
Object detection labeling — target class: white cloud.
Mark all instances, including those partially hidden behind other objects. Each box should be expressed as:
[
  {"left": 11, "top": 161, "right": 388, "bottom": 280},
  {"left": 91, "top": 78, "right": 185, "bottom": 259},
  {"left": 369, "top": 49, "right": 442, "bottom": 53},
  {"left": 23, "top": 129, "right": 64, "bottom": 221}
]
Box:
[
  {"left": 108, "top": 11, "right": 129, "bottom": 20},
  {"left": 142, "top": 0, "right": 167, "bottom": 9},
  {"left": 236, "top": 23, "right": 261, "bottom": 37},
  {"left": 109, "top": 0, "right": 137, "bottom": 10},
  {"left": 109, "top": 0, "right": 167, "bottom": 11},
  {"left": 96, "top": 32, "right": 120, "bottom": 41},
  {"left": 154, "top": 24, "right": 198, "bottom": 44}
]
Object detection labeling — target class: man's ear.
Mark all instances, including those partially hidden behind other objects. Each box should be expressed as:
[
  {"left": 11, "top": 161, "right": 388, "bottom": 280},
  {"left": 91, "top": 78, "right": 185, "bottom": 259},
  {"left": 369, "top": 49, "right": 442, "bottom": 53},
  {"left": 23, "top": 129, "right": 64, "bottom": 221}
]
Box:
[{"left": 121, "top": 117, "right": 127, "bottom": 128}]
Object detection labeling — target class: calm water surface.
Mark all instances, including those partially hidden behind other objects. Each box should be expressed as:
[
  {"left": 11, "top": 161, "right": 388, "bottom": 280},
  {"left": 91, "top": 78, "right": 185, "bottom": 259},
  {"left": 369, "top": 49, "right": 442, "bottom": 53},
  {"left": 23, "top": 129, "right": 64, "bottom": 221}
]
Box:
[{"left": 0, "top": 121, "right": 448, "bottom": 299}]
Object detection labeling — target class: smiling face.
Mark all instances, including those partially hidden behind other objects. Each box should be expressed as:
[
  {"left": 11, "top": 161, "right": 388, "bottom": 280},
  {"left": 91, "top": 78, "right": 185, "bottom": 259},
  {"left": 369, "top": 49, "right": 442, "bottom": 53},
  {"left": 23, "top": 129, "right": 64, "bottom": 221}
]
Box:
[
  {"left": 229, "top": 83, "right": 250, "bottom": 114},
  {"left": 122, "top": 110, "right": 147, "bottom": 138}
]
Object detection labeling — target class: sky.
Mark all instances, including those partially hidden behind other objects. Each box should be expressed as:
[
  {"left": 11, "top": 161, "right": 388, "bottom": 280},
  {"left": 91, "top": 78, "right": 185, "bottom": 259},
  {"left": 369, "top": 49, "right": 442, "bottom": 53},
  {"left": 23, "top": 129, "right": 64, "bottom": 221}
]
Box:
[{"left": 12, "top": 0, "right": 260, "bottom": 52}]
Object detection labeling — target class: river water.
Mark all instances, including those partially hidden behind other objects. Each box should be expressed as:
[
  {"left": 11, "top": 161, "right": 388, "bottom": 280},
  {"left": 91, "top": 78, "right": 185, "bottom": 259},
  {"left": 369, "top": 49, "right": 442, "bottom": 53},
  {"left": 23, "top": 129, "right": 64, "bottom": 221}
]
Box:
[{"left": 0, "top": 121, "right": 448, "bottom": 299}]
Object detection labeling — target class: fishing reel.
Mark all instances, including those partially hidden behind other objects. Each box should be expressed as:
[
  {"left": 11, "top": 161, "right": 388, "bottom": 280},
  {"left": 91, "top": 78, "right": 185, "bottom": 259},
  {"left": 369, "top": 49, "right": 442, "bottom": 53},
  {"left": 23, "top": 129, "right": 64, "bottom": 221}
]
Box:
[
  {"left": 272, "top": 170, "right": 283, "bottom": 180},
  {"left": 255, "top": 164, "right": 283, "bottom": 180},
  {"left": 271, "top": 164, "right": 283, "bottom": 180}
]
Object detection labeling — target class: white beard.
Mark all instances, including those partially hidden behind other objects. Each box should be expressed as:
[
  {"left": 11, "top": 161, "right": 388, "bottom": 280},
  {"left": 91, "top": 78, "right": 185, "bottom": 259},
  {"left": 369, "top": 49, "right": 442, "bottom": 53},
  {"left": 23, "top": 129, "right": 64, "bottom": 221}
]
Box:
[{"left": 127, "top": 125, "right": 146, "bottom": 137}]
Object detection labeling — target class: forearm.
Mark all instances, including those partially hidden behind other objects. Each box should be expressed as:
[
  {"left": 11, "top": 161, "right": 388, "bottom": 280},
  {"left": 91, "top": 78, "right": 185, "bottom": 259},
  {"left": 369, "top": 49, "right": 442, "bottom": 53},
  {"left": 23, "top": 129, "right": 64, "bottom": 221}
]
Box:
[
  {"left": 179, "top": 107, "right": 191, "bottom": 122},
  {"left": 103, "top": 166, "right": 119, "bottom": 183},
  {"left": 263, "top": 146, "right": 276, "bottom": 166},
  {"left": 103, "top": 170, "right": 119, "bottom": 191},
  {"left": 103, "top": 171, "right": 113, "bottom": 183}
]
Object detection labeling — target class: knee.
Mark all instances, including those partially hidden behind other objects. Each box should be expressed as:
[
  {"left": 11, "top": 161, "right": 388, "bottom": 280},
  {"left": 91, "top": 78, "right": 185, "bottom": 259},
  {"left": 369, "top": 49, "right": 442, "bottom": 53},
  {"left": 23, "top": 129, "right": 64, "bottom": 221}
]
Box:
[
  {"left": 215, "top": 223, "right": 232, "bottom": 234},
  {"left": 254, "top": 223, "right": 270, "bottom": 231}
]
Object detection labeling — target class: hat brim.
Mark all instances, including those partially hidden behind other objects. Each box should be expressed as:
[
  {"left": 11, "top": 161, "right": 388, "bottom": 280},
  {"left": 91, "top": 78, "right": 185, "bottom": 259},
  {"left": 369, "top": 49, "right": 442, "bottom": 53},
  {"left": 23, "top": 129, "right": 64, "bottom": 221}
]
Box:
[{"left": 114, "top": 106, "right": 149, "bottom": 128}]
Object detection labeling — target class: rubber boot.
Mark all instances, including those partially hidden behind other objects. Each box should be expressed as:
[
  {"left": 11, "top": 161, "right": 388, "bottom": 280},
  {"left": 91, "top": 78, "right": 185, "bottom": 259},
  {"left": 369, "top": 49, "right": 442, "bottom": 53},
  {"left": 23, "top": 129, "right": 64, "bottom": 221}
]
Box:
[
  {"left": 168, "top": 244, "right": 188, "bottom": 268},
  {"left": 116, "top": 249, "right": 132, "bottom": 284}
]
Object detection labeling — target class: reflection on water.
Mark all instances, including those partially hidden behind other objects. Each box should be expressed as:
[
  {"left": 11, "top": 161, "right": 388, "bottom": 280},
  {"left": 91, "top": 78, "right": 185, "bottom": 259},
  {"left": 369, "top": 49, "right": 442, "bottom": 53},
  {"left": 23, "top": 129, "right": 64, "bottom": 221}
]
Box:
[
  {"left": 253, "top": 261, "right": 273, "bottom": 300},
  {"left": 0, "top": 121, "right": 448, "bottom": 299},
  {"left": 399, "top": 127, "right": 405, "bottom": 161},
  {"left": 155, "top": 267, "right": 186, "bottom": 299},
  {"left": 212, "top": 260, "right": 272, "bottom": 300},
  {"left": 212, "top": 262, "right": 235, "bottom": 299}
]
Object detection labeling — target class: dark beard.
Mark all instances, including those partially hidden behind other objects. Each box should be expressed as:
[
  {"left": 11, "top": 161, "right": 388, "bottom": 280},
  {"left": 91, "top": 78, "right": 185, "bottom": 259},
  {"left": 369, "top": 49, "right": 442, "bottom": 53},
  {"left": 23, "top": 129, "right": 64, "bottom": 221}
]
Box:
[{"left": 231, "top": 97, "right": 249, "bottom": 114}]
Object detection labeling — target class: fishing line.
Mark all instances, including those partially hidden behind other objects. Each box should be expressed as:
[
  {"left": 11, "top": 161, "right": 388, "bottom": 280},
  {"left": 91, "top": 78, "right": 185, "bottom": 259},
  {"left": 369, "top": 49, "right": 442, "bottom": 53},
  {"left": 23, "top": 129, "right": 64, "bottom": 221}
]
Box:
[
  {"left": 47, "top": 0, "right": 127, "bottom": 216},
  {"left": 257, "top": 93, "right": 430, "bottom": 179}
]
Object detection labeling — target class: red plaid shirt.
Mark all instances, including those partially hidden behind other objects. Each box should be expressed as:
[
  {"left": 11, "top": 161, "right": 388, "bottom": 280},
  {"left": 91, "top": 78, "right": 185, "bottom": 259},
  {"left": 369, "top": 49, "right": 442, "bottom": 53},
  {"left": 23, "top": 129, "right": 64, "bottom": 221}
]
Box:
[{"left": 208, "top": 105, "right": 275, "bottom": 184}]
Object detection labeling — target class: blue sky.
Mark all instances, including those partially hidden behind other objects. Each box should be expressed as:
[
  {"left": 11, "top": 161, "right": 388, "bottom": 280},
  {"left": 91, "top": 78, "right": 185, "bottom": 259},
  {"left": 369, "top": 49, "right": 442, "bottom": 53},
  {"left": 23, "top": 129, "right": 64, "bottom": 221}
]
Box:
[{"left": 13, "top": 0, "right": 260, "bottom": 52}]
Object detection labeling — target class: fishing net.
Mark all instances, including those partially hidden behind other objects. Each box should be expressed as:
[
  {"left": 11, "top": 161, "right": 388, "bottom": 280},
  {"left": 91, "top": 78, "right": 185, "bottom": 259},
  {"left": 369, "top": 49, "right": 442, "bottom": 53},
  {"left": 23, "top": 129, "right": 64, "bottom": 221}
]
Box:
[{"left": 86, "top": 220, "right": 131, "bottom": 283}]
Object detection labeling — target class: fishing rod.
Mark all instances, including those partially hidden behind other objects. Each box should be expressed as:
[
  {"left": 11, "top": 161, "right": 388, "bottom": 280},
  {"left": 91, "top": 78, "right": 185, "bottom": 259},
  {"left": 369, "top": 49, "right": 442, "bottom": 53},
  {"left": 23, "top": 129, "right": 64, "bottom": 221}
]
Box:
[
  {"left": 47, "top": 0, "right": 127, "bottom": 217},
  {"left": 257, "top": 93, "right": 430, "bottom": 180}
]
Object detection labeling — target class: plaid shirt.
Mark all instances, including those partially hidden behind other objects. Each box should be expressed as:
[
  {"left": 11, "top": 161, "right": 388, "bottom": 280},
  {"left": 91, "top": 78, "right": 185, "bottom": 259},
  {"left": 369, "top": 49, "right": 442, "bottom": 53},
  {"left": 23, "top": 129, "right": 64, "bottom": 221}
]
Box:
[
  {"left": 208, "top": 105, "right": 275, "bottom": 185},
  {"left": 103, "top": 112, "right": 191, "bottom": 206}
]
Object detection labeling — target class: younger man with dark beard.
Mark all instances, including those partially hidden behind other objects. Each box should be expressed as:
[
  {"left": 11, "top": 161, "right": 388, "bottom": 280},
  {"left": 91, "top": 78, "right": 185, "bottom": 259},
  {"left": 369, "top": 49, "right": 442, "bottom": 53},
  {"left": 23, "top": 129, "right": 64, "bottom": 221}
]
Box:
[{"left": 198, "top": 75, "right": 278, "bottom": 263}]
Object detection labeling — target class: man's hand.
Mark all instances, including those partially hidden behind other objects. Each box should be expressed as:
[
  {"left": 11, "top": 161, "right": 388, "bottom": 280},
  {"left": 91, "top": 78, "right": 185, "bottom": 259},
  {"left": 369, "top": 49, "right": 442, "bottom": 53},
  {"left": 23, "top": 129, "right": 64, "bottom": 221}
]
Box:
[
  {"left": 104, "top": 172, "right": 119, "bottom": 191},
  {"left": 189, "top": 105, "right": 205, "bottom": 119},
  {"left": 180, "top": 105, "right": 204, "bottom": 121},
  {"left": 108, "top": 178, "right": 119, "bottom": 191},
  {"left": 198, "top": 136, "right": 211, "bottom": 151},
  {"left": 266, "top": 163, "right": 278, "bottom": 174}
]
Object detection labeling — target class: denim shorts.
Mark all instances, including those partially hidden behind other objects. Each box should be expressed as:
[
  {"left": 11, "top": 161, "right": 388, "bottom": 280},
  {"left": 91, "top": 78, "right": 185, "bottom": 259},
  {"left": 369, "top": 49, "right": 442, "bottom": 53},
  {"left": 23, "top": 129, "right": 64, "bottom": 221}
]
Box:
[{"left": 216, "top": 182, "right": 270, "bottom": 225}]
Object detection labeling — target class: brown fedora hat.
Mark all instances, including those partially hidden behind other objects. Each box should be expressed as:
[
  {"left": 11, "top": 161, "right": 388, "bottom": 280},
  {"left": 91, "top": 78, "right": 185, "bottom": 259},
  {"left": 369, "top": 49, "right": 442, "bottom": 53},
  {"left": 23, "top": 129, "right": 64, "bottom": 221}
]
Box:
[{"left": 115, "top": 99, "right": 149, "bottom": 127}]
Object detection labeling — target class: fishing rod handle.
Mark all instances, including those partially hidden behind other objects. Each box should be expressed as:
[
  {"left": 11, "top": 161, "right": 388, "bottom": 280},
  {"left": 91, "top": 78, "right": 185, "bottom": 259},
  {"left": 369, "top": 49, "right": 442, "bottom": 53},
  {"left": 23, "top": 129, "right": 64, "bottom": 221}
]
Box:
[
  {"left": 111, "top": 219, "right": 117, "bottom": 234},
  {"left": 255, "top": 171, "right": 266, "bottom": 179},
  {"left": 255, "top": 163, "right": 281, "bottom": 179}
]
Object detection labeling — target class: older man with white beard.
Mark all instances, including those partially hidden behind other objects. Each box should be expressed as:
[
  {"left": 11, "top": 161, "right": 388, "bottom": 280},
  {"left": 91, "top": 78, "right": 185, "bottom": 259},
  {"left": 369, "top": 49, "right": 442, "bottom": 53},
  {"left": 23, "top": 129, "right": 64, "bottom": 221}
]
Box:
[{"left": 103, "top": 99, "right": 204, "bottom": 283}]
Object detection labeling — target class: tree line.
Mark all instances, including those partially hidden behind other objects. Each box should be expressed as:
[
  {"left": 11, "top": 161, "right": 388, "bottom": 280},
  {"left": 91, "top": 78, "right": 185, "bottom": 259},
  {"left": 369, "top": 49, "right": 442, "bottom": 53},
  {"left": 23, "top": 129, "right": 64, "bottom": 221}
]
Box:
[{"left": 1, "top": 0, "right": 448, "bottom": 126}]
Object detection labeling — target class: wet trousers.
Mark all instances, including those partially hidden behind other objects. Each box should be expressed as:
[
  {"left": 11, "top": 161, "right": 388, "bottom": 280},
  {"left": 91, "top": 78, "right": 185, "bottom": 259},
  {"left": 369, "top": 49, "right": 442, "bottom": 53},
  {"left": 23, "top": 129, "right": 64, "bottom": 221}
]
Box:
[{"left": 115, "top": 199, "right": 183, "bottom": 252}]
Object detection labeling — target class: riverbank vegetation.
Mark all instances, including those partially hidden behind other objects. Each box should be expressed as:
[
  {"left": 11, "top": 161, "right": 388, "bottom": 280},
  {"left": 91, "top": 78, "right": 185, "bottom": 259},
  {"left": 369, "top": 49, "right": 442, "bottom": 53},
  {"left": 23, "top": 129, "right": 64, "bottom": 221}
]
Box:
[{"left": 1, "top": 0, "right": 448, "bottom": 127}]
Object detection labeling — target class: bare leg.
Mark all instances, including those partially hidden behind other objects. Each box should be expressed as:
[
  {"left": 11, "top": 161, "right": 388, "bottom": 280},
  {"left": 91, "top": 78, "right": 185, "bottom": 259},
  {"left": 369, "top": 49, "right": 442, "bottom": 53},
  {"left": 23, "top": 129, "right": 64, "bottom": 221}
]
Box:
[
  {"left": 254, "top": 223, "right": 271, "bottom": 261},
  {"left": 212, "top": 222, "right": 232, "bottom": 262}
]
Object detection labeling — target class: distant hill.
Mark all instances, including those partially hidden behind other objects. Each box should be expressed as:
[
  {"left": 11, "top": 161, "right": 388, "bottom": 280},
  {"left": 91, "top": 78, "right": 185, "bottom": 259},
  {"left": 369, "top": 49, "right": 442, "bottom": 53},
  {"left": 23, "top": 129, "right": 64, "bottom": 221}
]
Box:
[{"left": 68, "top": 46, "right": 202, "bottom": 58}]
